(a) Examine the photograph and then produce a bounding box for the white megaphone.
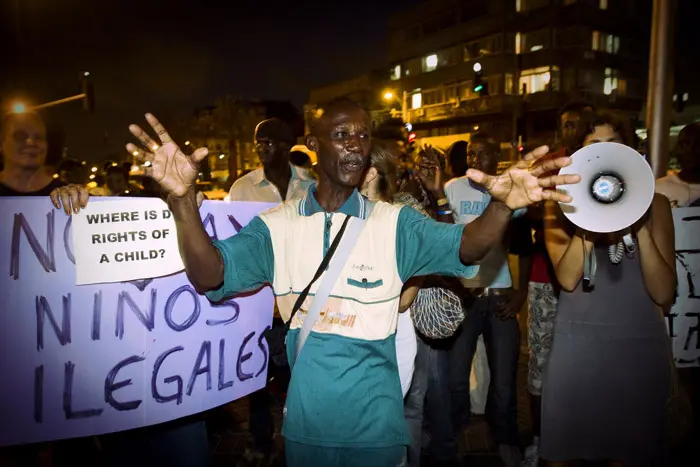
[557,142,655,233]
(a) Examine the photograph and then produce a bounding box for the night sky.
[1,0,696,164]
[1,0,419,162]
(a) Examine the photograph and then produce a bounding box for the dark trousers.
[404,334,457,466]
[249,388,275,453]
[100,415,210,467]
[449,295,520,446]
[250,317,290,454]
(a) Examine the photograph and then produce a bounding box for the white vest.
[258,199,405,342]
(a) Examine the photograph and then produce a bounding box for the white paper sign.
[71,198,184,285]
[667,207,700,367]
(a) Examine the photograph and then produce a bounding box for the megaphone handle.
[622,233,636,254]
[583,234,597,288]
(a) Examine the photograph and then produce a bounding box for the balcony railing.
[406,94,519,123]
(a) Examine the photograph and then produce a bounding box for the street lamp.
[383,91,394,101]
[11,102,27,113]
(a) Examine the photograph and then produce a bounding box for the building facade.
[383,0,651,153]
[307,0,653,157]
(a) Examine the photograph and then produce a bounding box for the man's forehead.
[323,106,369,125]
[468,140,493,151]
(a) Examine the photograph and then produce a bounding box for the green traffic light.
[474,85,483,93]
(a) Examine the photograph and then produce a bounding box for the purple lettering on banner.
[115,289,157,339]
[63,217,75,265]
[10,211,56,280]
[152,346,185,405]
[0,198,275,447]
[35,295,71,351]
[34,366,43,423]
[217,339,233,390]
[228,215,243,233]
[256,327,270,378]
[202,213,219,241]
[206,299,240,327]
[124,278,154,292]
[164,285,201,332]
[186,341,212,396]
[104,355,145,411]
[63,362,103,419]
[92,291,102,341]
[237,332,256,382]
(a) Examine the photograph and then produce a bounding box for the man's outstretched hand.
[126,114,209,198]
[466,145,580,211]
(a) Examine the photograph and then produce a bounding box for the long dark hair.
[446,141,468,178]
[579,110,638,150]
[368,141,398,202]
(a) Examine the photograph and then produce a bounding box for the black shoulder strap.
[285,214,352,330]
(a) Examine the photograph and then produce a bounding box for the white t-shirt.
[655,173,700,207]
[444,177,522,288]
[226,164,315,202]
[395,310,417,397]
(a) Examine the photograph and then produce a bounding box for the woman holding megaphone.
[539,111,677,467]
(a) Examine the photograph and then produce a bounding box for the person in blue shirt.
[444,133,531,467]
[52,98,579,467]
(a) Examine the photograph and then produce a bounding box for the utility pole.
[645,0,677,178]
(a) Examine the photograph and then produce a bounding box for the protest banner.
[71,198,184,285]
[0,198,276,446]
[666,207,700,367]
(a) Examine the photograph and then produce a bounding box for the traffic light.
[407,131,417,153]
[473,62,487,96]
[80,72,95,112]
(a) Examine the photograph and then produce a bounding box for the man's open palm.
[466,146,581,210]
[126,114,208,198]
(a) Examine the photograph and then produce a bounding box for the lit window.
[424,54,438,72]
[683,92,689,102]
[599,0,608,10]
[605,34,614,53]
[592,31,600,51]
[390,65,401,81]
[604,68,619,95]
[515,33,522,54]
[516,0,550,13]
[592,31,619,54]
[412,92,423,109]
[519,67,558,94]
[519,29,550,53]
[505,73,515,94]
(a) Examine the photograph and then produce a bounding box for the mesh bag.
[410,286,465,339]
